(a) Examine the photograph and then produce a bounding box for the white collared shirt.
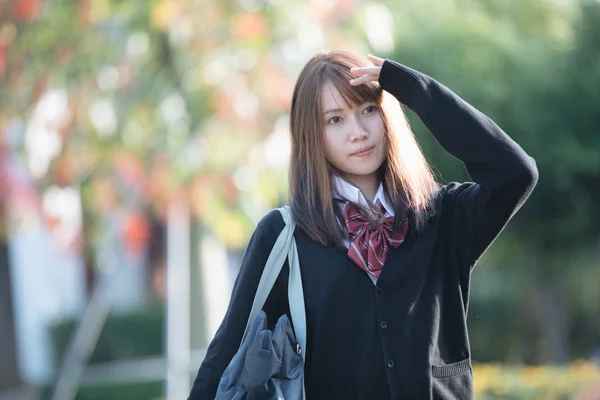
[333,176,395,285]
[333,175,395,218]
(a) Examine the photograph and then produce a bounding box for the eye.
[363,105,377,114]
[328,116,342,125]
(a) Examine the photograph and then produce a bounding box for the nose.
[349,115,369,142]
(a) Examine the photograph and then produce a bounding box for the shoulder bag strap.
[241,206,306,359]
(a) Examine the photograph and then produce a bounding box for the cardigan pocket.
[431,358,473,400]
[432,357,471,378]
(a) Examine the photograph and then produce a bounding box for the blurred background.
[0,0,599,399]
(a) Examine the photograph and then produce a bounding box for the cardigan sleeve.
[188,211,289,400]
[378,59,538,270]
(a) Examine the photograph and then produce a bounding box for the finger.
[350,66,381,76]
[349,74,377,86]
[367,54,385,65]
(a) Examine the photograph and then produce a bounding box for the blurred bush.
[50,303,164,365]
[473,361,600,399]
[73,381,163,400]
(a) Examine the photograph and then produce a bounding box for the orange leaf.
[12,0,41,21]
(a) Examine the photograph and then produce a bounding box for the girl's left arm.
[378,59,538,267]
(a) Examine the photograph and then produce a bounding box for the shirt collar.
[333,175,395,217]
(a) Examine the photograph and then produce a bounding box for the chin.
[353,160,384,174]
[344,165,382,178]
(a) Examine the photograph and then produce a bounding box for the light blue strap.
[242,206,294,343]
[283,208,307,400]
[240,206,306,399]
[280,206,306,363]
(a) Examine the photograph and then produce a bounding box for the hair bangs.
[323,63,383,110]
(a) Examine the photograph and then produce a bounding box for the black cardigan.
[188,59,538,400]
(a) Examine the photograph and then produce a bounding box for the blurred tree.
[0,0,367,295]
[1,0,598,370]
[386,0,600,364]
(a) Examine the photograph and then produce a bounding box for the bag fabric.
[215,206,306,400]
[215,311,304,400]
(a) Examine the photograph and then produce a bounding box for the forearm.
[379,59,537,190]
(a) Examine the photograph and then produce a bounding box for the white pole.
[166,198,191,400]
[50,279,111,400]
[198,233,231,341]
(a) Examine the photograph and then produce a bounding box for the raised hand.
[349,54,385,86]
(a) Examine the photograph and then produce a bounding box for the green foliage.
[388,0,600,250]
[74,381,163,400]
[75,382,164,400]
[50,303,164,365]
[378,0,600,363]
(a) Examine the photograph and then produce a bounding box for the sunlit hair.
[289,50,440,247]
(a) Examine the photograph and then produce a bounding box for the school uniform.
[334,175,396,285]
[188,59,538,399]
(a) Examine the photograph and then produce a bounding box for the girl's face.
[320,80,387,187]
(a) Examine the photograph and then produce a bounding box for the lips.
[352,146,375,157]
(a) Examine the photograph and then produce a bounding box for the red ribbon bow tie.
[344,202,408,279]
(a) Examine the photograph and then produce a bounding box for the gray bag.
[215,206,306,400]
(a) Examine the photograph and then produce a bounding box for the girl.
[188,51,538,399]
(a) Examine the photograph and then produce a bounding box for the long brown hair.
[289,50,440,248]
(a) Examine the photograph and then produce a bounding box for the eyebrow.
[323,108,344,115]
[322,102,377,115]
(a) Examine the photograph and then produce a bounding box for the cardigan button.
[380,321,388,330]
[386,360,395,368]
[376,284,382,293]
